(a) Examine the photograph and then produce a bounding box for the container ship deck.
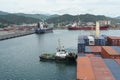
[76,21,120,80]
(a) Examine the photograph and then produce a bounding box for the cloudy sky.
[0,0,120,17]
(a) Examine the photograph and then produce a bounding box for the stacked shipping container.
[77,57,115,80]
[111,46,120,53]
[78,36,86,53]
[84,36,89,46]
[78,35,107,53]
[90,57,115,80]
[90,46,101,53]
[78,39,85,53]
[77,57,96,80]
[107,36,120,46]
[104,59,120,80]
[88,36,95,45]
[85,46,101,53]
[85,46,92,53]
[101,46,120,59]
[77,53,86,57]
[94,36,106,46]
[77,35,120,80]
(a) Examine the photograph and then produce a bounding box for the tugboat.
[39,39,77,62]
[35,22,53,33]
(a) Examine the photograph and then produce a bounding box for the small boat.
[39,39,77,62]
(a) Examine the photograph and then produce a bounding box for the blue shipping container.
[78,35,89,46]
[85,46,92,53]
[78,43,85,52]
[111,46,120,54]
[77,53,86,56]
[84,36,89,46]
[94,36,106,46]
[99,36,106,46]
[95,39,100,45]
[104,59,120,80]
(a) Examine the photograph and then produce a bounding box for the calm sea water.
[0,30,120,80]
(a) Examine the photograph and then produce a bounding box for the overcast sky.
[0,0,120,17]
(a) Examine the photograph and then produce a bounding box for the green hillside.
[0,14,41,24]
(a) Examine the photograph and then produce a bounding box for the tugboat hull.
[39,56,55,61]
[39,53,76,62]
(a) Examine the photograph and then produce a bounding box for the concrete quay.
[0,30,35,41]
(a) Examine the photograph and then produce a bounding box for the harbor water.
[0,30,120,80]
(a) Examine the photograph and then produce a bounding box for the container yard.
[77,21,120,80]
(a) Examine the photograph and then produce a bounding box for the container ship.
[68,25,109,30]
[67,20,111,30]
[35,22,53,33]
[77,21,120,80]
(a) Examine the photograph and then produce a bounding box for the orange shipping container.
[77,57,95,80]
[90,46,101,53]
[90,57,115,80]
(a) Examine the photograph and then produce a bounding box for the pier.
[0,30,35,41]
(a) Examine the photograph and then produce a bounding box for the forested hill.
[0,14,41,24]
[0,11,120,25]
[46,14,109,24]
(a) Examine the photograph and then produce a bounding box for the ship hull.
[35,27,53,34]
[40,53,76,62]
[68,25,109,30]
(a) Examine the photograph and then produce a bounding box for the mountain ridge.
[0,11,120,25]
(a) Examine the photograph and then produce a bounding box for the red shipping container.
[107,36,120,46]
[101,46,120,59]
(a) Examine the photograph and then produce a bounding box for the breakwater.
[0,30,34,41]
